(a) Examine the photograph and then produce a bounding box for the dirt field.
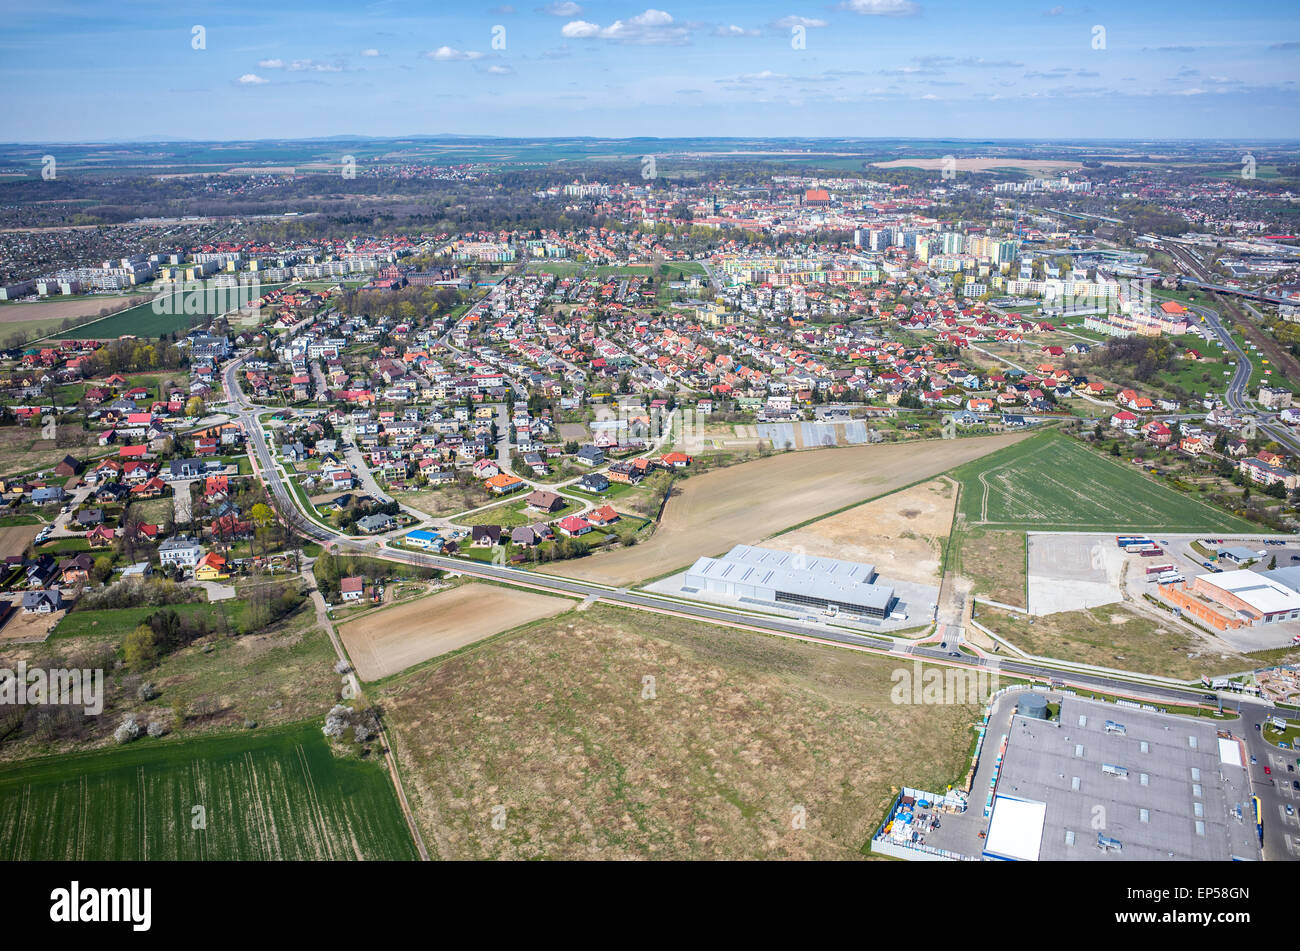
[0,605,61,643]
[871,158,1082,175]
[0,524,39,560]
[338,583,575,680]
[774,478,956,586]
[0,425,104,476]
[381,602,980,860]
[538,433,1030,587]
[0,295,148,323]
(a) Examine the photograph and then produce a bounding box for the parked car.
[1265,765,1271,774]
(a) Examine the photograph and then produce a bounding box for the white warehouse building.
[683,544,895,619]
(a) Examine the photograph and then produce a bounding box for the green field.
[51,283,286,340]
[0,721,416,860]
[950,432,1256,532]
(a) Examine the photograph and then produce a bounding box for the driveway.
[194,579,236,602]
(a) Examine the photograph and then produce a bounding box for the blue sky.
[2,0,1297,142]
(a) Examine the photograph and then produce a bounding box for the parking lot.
[1239,709,1300,861]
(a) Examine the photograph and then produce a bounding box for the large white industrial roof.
[1197,569,1300,615]
[984,795,1047,862]
[687,544,893,610]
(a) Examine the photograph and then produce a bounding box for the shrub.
[113,714,141,744]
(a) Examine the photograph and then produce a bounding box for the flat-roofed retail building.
[986,696,1259,861]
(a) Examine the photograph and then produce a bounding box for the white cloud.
[561,19,601,37]
[427,46,485,60]
[841,0,919,14]
[288,60,343,72]
[540,1,582,14]
[238,73,269,84]
[257,58,284,69]
[487,64,514,74]
[774,15,827,29]
[563,9,690,44]
[715,24,760,37]
[361,48,380,57]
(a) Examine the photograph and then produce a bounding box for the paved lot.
[1027,533,1123,615]
[195,580,236,602]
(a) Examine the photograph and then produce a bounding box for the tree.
[123,625,159,669]
[250,502,274,559]
[91,555,114,585]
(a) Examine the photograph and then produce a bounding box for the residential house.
[556,515,592,537]
[356,513,397,534]
[158,535,202,569]
[575,445,605,466]
[524,490,565,513]
[340,576,364,601]
[21,589,63,614]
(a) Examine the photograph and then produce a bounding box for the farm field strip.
[0,722,416,860]
[954,433,1254,533]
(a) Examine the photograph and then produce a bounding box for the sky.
[2,0,1298,142]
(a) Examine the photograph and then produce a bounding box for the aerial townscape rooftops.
[1,0,1298,921]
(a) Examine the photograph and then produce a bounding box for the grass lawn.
[0,515,42,526]
[52,601,245,640]
[949,431,1256,533]
[131,497,174,525]
[1261,721,1300,750]
[453,497,582,529]
[35,538,92,554]
[391,484,481,519]
[659,261,707,278]
[565,481,644,504]
[0,721,416,860]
